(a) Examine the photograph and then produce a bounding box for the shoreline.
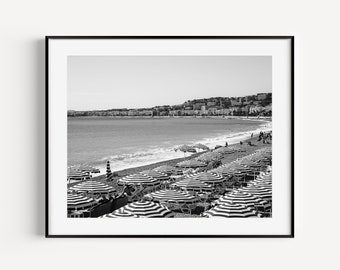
[90,132,272,187]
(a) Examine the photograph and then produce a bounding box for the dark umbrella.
[106,161,113,181]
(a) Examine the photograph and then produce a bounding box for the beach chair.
[180,204,191,215]
[68,210,85,218]
[255,204,272,218]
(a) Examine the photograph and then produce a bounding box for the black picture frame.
[46,36,294,238]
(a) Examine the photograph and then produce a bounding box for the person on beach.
[225,141,228,147]
[251,133,253,139]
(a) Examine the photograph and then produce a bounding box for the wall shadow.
[34,39,45,236]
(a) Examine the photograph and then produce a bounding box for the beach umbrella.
[176,159,206,168]
[230,146,246,152]
[248,173,272,186]
[214,191,270,210]
[193,143,210,151]
[141,170,170,181]
[175,145,196,153]
[70,180,116,194]
[118,173,160,187]
[67,193,98,210]
[106,161,113,181]
[247,182,272,190]
[238,186,272,201]
[171,178,213,192]
[240,160,262,170]
[196,152,222,162]
[77,165,100,174]
[174,145,197,157]
[257,172,272,180]
[67,169,91,182]
[202,202,258,218]
[213,147,236,154]
[153,165,177,175]
[100,208,138,218]
[118,201,174,218]
[187,172,225,185]
[211,166,234,177]
[148,189,198,204]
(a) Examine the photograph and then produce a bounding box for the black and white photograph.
[46,37,293,237]
[67,55,273,219]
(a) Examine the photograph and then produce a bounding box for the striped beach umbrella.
[238,186,272,201]
[70,180,116,194]
[100,208,138,218]
[196,152,222,162]
[171,178,213,191]
[106,161,113,181]
[148,189,198,204]
[67,193,98,210]
[175,145,197,153]
[67,169,91,181]
[247,182,272,190]
[202,202,258,218]
[176,159,206,168]
[257,172,272,180]
[215,191,270,210]
[119,201,174,218]
[153,165,177,175]
[187,172,225,185]
[141,170,170,181]
[118,173,160,187]
[211,166,234,177]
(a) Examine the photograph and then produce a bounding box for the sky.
[68,56,272,110]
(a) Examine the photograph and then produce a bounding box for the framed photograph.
[46,36,294,237]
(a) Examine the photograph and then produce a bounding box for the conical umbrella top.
[141,170,170,181]
[177,159,206,168]
[119,201,174,218]
[187,172,225,184]
[171,178,213,191]
[118,173,160,186]
[202,202,258,218]
[153,165,177,174]
[67,193,98,210]
[70,180,116,194]
[148,189,198,204]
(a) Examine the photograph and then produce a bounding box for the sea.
[68,117,271,174]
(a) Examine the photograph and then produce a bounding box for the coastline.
[90,132,271,189]
[90,118,272,175]
[68,115,272,121]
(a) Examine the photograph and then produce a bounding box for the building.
[193,103,206,110]
[201,105,206,115]
[207,101,216,107]
[257,93,269,100]
[128,110,138,116]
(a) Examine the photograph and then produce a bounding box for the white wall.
[1,0,339,269]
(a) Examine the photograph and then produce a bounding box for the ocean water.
[68,117,270,174]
